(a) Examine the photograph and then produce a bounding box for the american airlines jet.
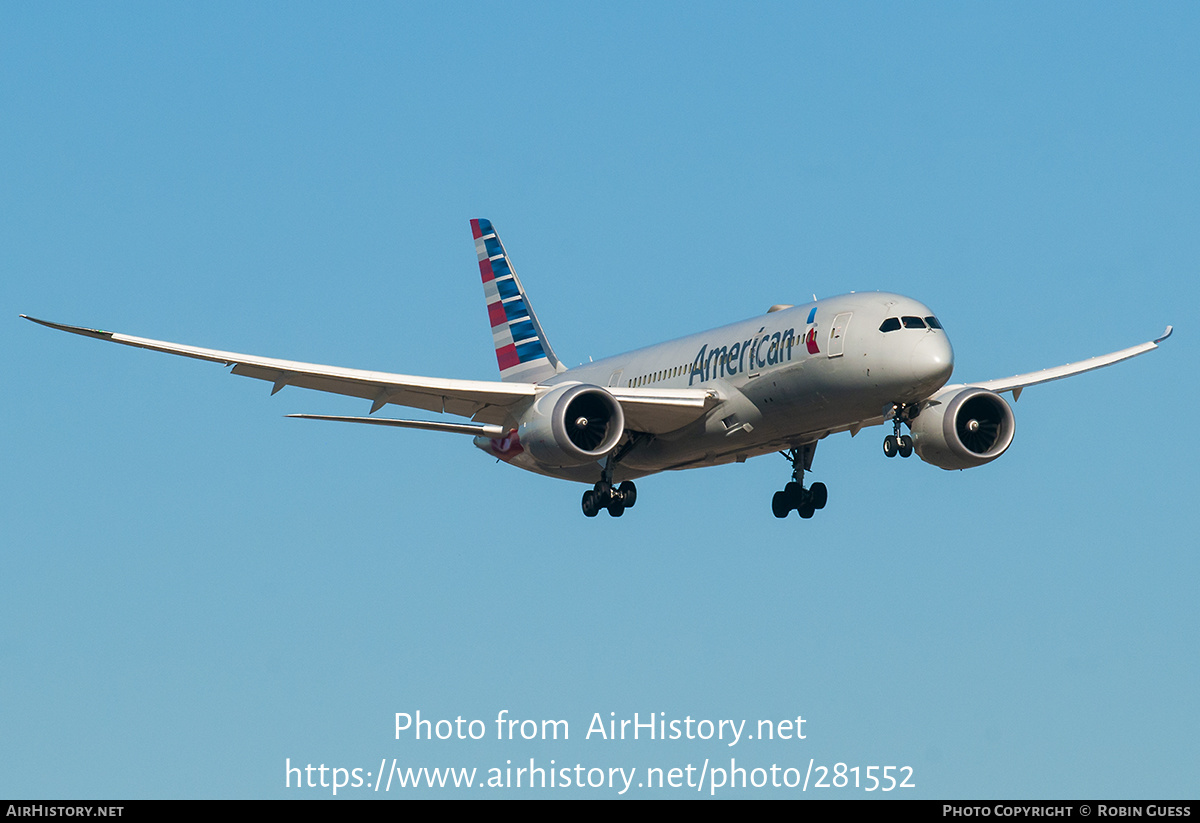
[24,219,1171,519]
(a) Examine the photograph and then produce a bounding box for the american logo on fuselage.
[688,324,811,385]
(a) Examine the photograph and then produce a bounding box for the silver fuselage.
[480,291,954,482]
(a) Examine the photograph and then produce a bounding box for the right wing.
[22,315,719,434]
[22,315,535,425]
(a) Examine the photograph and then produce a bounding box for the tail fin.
[471,218,563,383]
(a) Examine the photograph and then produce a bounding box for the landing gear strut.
[581,451,638,518]
[772,444,827,519]
[883,403,915,459]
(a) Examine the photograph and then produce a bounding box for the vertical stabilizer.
[471,218,563,383]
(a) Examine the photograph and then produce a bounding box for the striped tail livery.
[471,218,563,383]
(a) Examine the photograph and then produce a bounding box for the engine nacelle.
[516,384,625,468]
[910,387,1015,470]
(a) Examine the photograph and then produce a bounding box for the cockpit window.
[878,317,901,332]
[925,316,943,329]
[901,316,926,329]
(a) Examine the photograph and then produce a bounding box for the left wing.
[947,326,1173,401]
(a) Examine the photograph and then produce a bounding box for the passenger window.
[879,317,901,332]
[901,316,926,329]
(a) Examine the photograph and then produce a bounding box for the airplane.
[23,218,1172,519]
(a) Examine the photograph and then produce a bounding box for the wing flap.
[609,386,718,433]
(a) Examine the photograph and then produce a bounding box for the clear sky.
[2,2,1196,799]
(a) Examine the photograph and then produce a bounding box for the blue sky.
[2,2,1196,798]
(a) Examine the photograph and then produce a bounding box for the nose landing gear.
[883,403,916,459]
[882,433,913,458]
[772,444,827,519]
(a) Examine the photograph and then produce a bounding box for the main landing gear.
[581,448,638,518]
[883,403,916,459]
[581,480,637,518]
[772,444,827,519]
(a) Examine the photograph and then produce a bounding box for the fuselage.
[477,292,955,482]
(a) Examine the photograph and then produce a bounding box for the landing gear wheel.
[774,445,826,520]
[582,440,648,518]
[898,435,913,458]
[883,435,899,458]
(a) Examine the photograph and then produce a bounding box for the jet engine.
[517,384,625,468]
[909,387,1015,470]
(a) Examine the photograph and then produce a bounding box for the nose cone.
[911,332,954,393]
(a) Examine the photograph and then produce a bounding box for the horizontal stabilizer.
[286,414,507,437]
